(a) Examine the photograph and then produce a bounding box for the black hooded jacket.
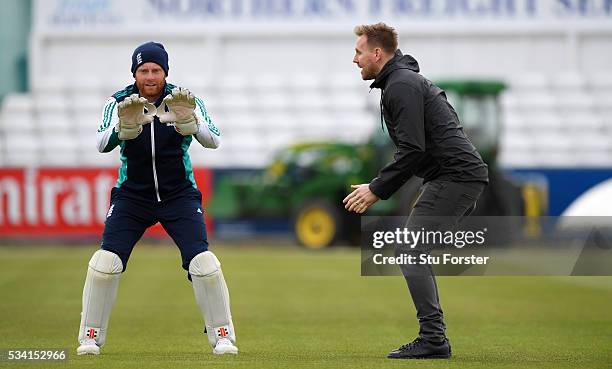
[368,50,489,200]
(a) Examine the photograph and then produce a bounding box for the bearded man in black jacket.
[344,23,489,359]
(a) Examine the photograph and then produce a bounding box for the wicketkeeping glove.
[157,87,199,136]
[117,94,157,140]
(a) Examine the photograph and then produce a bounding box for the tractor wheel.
[293,200,341,249]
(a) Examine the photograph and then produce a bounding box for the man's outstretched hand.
[343,184,379,214]
[158,87,199,136]
[117,94,156,140]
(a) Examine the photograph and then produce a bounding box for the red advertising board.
[0,168,212,239]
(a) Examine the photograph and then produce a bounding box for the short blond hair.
[354,22,398,54]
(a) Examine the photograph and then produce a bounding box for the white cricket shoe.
[77,339,100,355]
[213,338,238,355]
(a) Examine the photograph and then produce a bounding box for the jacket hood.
[370,49,420,89]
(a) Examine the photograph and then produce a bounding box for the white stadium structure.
[1,0,611,170]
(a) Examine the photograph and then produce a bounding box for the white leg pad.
[77,250,123,347]
[189,251,236,347]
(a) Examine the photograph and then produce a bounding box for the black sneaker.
[387,337,452,359]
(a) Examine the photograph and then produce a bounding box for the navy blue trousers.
[101,187,209,272]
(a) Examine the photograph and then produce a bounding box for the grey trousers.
[398,179,486,342]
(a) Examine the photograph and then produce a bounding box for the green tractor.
[209,80,536,248]
[209,142,386,248]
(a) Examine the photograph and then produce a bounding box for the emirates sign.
[0,168,212,238]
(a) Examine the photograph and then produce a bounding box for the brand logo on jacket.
[107,204,115,218]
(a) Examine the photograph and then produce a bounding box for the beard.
[360,65,377,80]
[138,82,164,100]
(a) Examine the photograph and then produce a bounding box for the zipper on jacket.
[150,121,161,202]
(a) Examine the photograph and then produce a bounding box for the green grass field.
[1,244,611,369]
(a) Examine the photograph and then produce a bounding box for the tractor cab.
[436,80,506,165]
